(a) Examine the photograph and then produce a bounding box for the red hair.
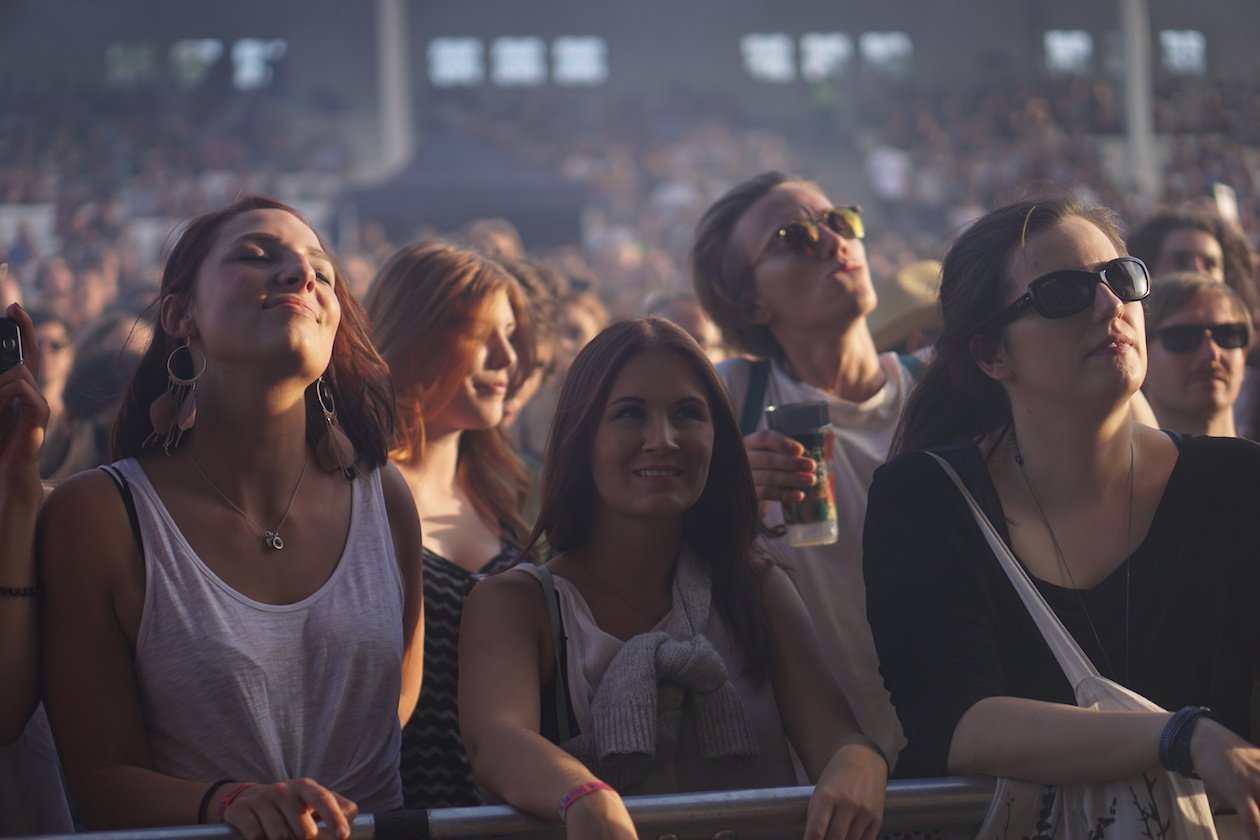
[365,241,531,545]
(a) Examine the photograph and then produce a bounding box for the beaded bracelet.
[0,585,40,597]
[558,780,615,821]
[197,779,232,824]
[217,782,254,823]
[1158,706,1215,779]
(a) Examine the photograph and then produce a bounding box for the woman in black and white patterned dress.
[365,241,532,808]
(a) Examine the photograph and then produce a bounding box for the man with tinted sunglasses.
[1143,274,1252,438]
[690,171,923,763]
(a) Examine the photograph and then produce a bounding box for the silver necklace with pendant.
[187,449,309,551]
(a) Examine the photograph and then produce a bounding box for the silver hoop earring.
[314,375,356,478]
[146,341,206,453]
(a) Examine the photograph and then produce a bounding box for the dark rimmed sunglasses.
[1155,322,1251,353]
[769,206,865,257]
[980,256,1150,332]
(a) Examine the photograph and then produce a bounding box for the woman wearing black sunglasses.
[1143,274,1252,438]
[862,197,1260,827]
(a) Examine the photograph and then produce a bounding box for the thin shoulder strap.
[739,359,771,436]
[925,452,1100,688]
[98,464,144,556]
[535,566,573,743]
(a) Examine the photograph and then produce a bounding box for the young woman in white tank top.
[39,197,424,837]
[460,318,888,840]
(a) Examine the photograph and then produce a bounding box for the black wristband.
[1159,706,1215,780]
[0,585,40,597]
[197,779,233,825]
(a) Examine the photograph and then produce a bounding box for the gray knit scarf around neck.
[559,547,760,791]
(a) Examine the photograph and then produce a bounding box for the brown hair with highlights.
[113,195,394,468]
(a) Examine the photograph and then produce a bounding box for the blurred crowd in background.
[2,72,1258,479]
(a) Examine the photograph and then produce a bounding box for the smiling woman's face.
[426,289,518,437]
[589,349,714,524]
[175,208,341,378]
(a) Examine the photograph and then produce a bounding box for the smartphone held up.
[0,317,23,373]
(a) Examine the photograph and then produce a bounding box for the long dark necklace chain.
[1012,429,1133,684]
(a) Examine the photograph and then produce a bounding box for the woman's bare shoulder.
[40,467,141,575]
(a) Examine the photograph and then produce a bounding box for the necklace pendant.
[264,531,284,550]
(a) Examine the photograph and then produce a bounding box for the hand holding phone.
[0,316,24,373]
[0,304,48,480]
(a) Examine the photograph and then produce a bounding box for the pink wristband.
[217,783,254,823]
[558,780,615,821]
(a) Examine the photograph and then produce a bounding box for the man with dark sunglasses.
[690,171,922,764]
[1143,274,1252,437]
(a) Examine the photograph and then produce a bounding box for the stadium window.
[859,32,913,78]
[1100,30,1127,78]
[1161,30,1206,76]
[553,37,607,85]
[170,39,224,89]
[428,38,484,87]
[232,39,287,90]
[800,33,852,80]
[1044,30,1093,76]
[741,33,795,82]
[491,37,547,86]
[105,42,157,88]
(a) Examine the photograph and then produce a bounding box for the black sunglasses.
[1154,322,1251,353]
[767,206,864,258]
[981,257,1150,332]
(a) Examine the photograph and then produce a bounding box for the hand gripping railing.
[13,778,997,840]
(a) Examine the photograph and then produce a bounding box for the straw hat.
[868,259,942,352]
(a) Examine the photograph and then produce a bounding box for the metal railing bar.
[3,777,1009,840]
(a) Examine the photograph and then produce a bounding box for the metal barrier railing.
[16,778,996,840]
[14,778,1246,840]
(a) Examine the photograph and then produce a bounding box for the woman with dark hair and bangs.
[39,196,425,836]
[460,317,887,840]
[363,241,532,809]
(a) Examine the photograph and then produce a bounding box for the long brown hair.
[523,317,771,679]
[113,195,394,467]
[364,241,531,546]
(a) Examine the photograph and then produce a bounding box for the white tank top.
[513,563,800,794]
[113,458,405,810]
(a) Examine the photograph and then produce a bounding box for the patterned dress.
[400,545,516,808]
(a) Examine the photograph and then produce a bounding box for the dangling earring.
[315,375,357,479]
[147,341,206,454]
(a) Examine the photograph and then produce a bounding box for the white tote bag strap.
[927,452,1101,688]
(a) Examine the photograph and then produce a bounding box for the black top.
[863,434,1260,778]
[400,546,515,808]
